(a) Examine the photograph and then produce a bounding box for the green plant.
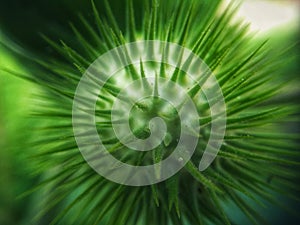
[2,0,300,224]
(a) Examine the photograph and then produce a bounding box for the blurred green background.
[0,41,36,225]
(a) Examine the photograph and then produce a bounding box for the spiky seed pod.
[3,0,300,224]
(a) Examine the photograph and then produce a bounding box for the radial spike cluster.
[1,0,299,224]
